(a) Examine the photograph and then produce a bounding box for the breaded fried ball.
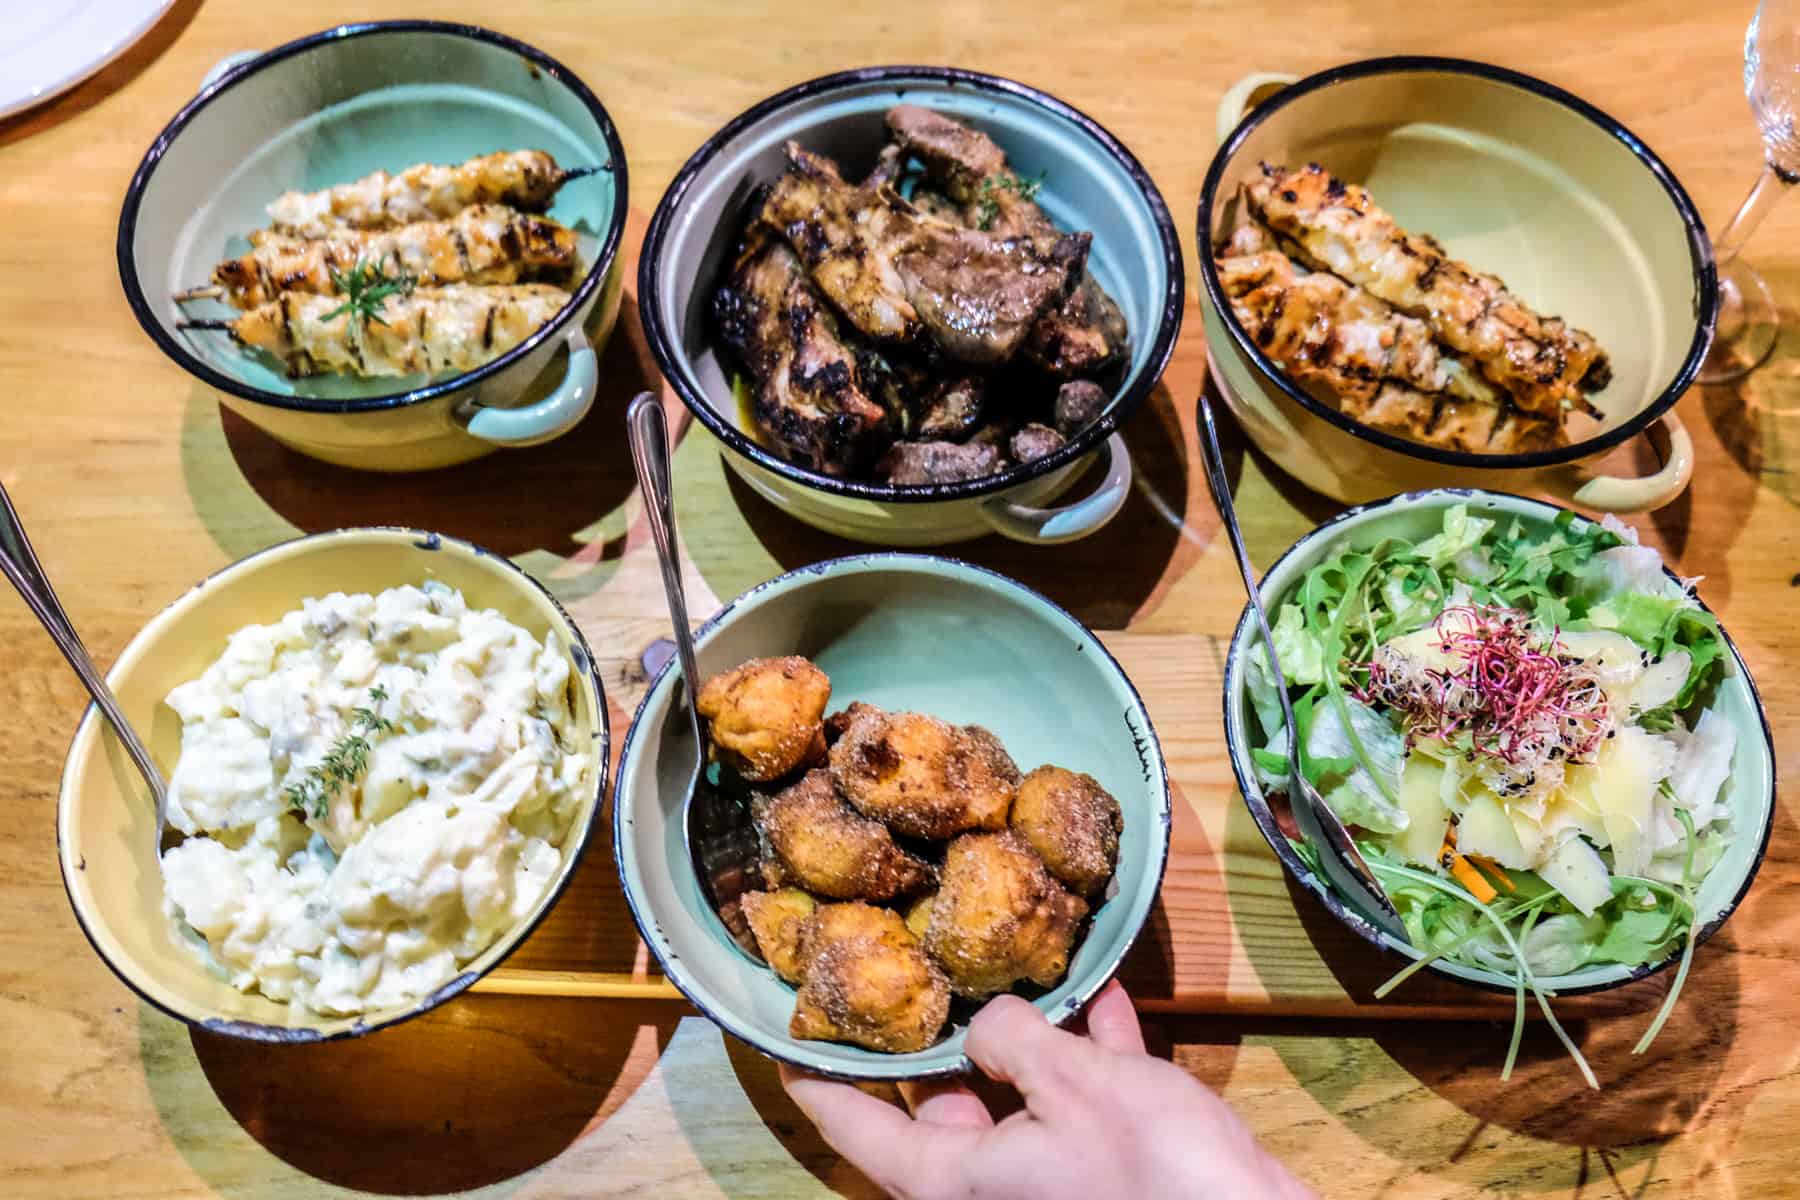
[790,902,950,1053]
[752,769,936,901]
[924,831,1089,998]
[696,656,830,782]
[740,888,817,984]
[1010,766,1123,898]
[828,705,1020,839]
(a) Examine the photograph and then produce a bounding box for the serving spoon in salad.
[0,480,171,851]
[1195,394,1409,943]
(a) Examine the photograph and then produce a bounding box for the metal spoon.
[626,393,762,956]
[1194,393,1408,943]
[0,480,170,849]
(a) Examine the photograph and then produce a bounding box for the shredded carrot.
[1440,829,1498,904]
[1468,855,1517,894]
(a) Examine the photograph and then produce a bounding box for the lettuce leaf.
[1412,504,1495,567]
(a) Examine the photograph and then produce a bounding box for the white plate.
[0,0,174,120]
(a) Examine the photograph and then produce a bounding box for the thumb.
[963,994,1090,1109]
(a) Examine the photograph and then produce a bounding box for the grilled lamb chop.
[760,142,1087,364]
[884,105,1128,376]
[713,231,895,476]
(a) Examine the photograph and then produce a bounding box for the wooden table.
[5,1,1799,1195]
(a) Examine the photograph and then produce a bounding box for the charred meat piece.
[761,142,1086,364]
[912,377,986,441]
[1243,163,1610,414]
[714,232,894,475]
[877,439,1004,486]
[885,105,1129,375]
[1009,423,1067,464]
[1054,379,1108,436]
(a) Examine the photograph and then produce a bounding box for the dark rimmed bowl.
[57,528,609,1040]
[613,554,1172,1079]
[1199,57,1717,513]
[1221,487,1775,995]
[639,65,1183,545]
[118,21,629,472]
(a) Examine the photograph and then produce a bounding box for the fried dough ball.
[903,891,936,940]
[924,831,1089,998]
[790,902,950,1053]
[828,705,1020,839]
[752,769,936,901]
[740,888,817,984]
[1010,766,1124,898]
[696,656,831,782]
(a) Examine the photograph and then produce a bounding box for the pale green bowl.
[1222,489,1776,995]
[613,555,1171,1080]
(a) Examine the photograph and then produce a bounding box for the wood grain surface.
[3,1,1799,1196]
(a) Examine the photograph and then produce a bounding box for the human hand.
[780,980,1315,1200]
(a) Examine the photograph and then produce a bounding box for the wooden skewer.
[175,319,232,332]
[175,285,226,302]
[560,164,610,182]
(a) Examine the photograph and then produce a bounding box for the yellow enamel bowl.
[56,528,608,1041]
[1199,58,1717,513]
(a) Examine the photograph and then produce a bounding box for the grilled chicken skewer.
[1242,164,1611,417]
[179,284,571,378]
[177,206,579,309]
[266,150,603,239]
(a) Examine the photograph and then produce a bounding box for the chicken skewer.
[178,284,572,378]
[266,150,606,240]
[1242,164,1611,417]
[175,205,580,309]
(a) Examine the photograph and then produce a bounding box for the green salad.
[1246,505,1737,1087]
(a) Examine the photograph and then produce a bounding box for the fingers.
[780,1064,980,1199]
[1081,979,1145,1055]
[964,993,1087,1101]
[900,1078,994,1130]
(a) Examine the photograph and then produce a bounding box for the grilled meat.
[1243,163,1611,415]
[912,377,987,441]
[760,142,1087,364]
[200,206,577,309]
[1053,379,1108,436]
[266,150,578,239]
[1342,383,1564,455]
[199,284,571,378]
[714,231,894,475]
[885,105,1129,376]
[1009,423,1067,463]
[877,439,1004,486]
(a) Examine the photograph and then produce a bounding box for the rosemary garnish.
[975,171,1046,230]
[283,686,394,819]
[323,260,416,329]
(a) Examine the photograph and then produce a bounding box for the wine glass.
[1701,0,1800,383]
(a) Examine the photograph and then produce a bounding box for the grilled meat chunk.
[885,105,1128,375]
[265,150,575,239]
[1243,163,1610,415]
[912,377,987,441]
[877,439,1005,486]
[761,142,1086,364]
[1054,379,1108,436]
[1009,423,1067,463]
[714,231,894,475]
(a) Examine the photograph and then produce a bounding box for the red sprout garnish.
[1354,606,1612,782]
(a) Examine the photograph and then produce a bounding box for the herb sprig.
[975,171,1046,230]
[283,687,394,820]
[323,260,416,329]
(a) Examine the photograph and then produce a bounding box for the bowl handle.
[1560,409,1695,513]
[1216,71,1300,146]
[462,328,598,448]
[199,51,262,92]
[977,433,1133,544]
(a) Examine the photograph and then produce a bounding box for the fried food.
[1243,162,1611,416]
[924,831,1089,998]
[828,705,1020,839]
[740,888,817,984]
[752,769,935,901]
[1010,767,1123,899]
[696,656,831,782]
[903,891,936,940]
[790,902,951,1053]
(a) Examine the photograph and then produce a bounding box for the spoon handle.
[626,394,704,736]
[0,481,166,804]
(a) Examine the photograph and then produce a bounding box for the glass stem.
[1715,159,1795,268]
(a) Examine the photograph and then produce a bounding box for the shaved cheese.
[1397,755,1451,867]
[1582,726,1677,876]
[1457,790,1540,869]
[1540,837,1612,916]
[1669,707,1736,828]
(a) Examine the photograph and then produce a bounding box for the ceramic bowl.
[639,66,1184,546]
[1199,57,1717,513]
[614,555,1171,1079]
[118,21,629,472]
[1222,488,1775,994]
[57,528,609,1040]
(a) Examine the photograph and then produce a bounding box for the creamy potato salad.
[160,582,592,1015]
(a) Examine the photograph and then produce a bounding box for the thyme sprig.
[975,171,1046,230]
[284,686,394,819]
[323,260,416,329]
